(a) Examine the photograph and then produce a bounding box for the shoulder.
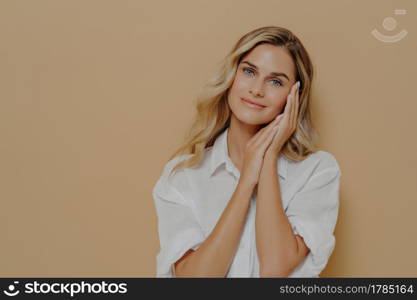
[300,150,340,172]
[156,154,195,188]
[286,150,341,184]
[153,154,194,200]
[162,154,195,175]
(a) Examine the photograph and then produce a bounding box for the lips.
[240,98,266,108]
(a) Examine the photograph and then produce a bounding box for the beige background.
[1,0,416,277]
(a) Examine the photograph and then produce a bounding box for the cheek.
[270,93,289,113]
[231,74,250,92]
[273,91,289,105]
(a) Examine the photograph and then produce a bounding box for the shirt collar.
[208,127,287,180]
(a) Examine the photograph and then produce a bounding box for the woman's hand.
[265,81,300,158]
[240,117,282,188]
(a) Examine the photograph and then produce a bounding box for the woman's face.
[227,43,297,126]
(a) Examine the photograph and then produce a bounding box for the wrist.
[238,175,257,190]
[264,150,279,162]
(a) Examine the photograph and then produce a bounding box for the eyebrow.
[241,60,290,81]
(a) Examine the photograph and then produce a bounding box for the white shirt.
[153,127,341,277]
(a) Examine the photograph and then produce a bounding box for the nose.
[249,79,264,97]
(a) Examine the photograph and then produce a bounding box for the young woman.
[153,26,341,278]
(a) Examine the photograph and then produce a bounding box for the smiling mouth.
[240,98,266,109]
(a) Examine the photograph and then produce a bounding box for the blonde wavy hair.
[169,26,318,176]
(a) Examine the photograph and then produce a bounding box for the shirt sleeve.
[285,164,341,277]
[152,159,206,277]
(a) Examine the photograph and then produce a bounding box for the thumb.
[274,114,284,124]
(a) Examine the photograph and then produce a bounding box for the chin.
[234,112,267,126]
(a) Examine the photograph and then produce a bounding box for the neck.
[227,114,262,169]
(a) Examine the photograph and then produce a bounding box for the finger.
[258,122,280,154]
[275,114,284,126]
[290,87,297,127]
[249,117,281,146]
[289,82,299,128]
[289,81,298,97]
[289,94,295,127]
[282,94,292,127]
[294,86,300,129]
[254,118,281,147]
[270,116,282,127]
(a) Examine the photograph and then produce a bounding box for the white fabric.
[153,127,341,277]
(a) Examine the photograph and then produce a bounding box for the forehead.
[240,44,296,80]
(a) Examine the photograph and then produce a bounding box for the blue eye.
[271,79,282,86]
[242,67,282,87]
[243,67,255,76]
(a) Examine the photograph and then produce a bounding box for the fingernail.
[296,81,300,89]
